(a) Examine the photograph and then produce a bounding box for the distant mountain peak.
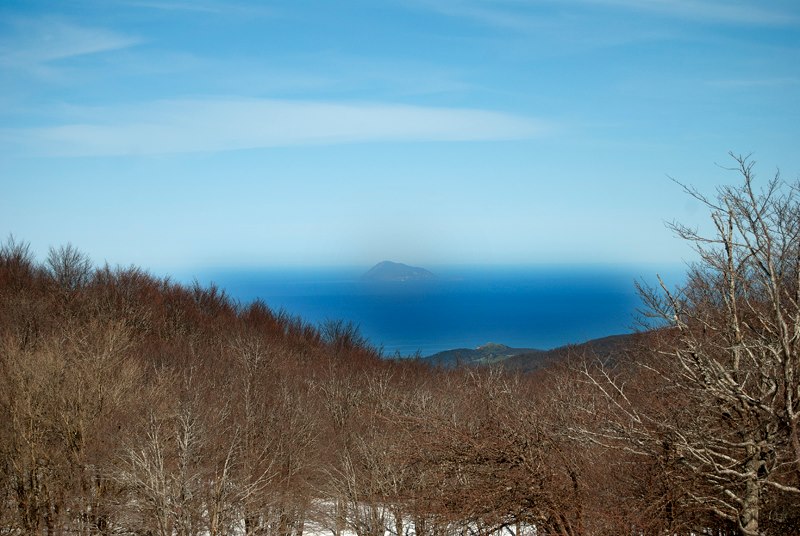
[361,261,436,282]
[477,342,509,351]
[423,342,542,368]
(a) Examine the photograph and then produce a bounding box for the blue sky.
[1,0,799,273]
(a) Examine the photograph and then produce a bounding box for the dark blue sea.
[186,265,684,356]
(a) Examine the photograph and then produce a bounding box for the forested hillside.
[2,159,800,536]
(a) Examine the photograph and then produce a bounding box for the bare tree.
[0,235,36,285]
[46,243,93,291]
[582,155,800,535]
[114,371,217,536]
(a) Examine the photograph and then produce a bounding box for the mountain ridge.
[422,333,637,371]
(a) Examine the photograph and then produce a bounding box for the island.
[361,260,436,282]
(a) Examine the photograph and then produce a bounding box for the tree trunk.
[393,509,404,536]
[740,451,761,536]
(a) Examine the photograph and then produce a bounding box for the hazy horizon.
[182,263,670,355]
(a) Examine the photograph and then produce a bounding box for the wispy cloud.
[1,98,550,156]
[705,77,800,88]
[0,18,140,68]
[397,0,685,52]
[121,1,224,13]
[403,0,552,31]
[120,0,276,17]
[407,0,799,27]
[581,0,799,25]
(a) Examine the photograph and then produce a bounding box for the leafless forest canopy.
[2,157,800,535]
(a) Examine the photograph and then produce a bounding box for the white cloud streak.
[408,0,799,28]
[121,1,224,13]
[3,98,549,156]
[120,0,275,17]
[705,77,800,88]
[0,19,140,68]
[582,0,799,25]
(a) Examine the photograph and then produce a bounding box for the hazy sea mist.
[187,265,684,356]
